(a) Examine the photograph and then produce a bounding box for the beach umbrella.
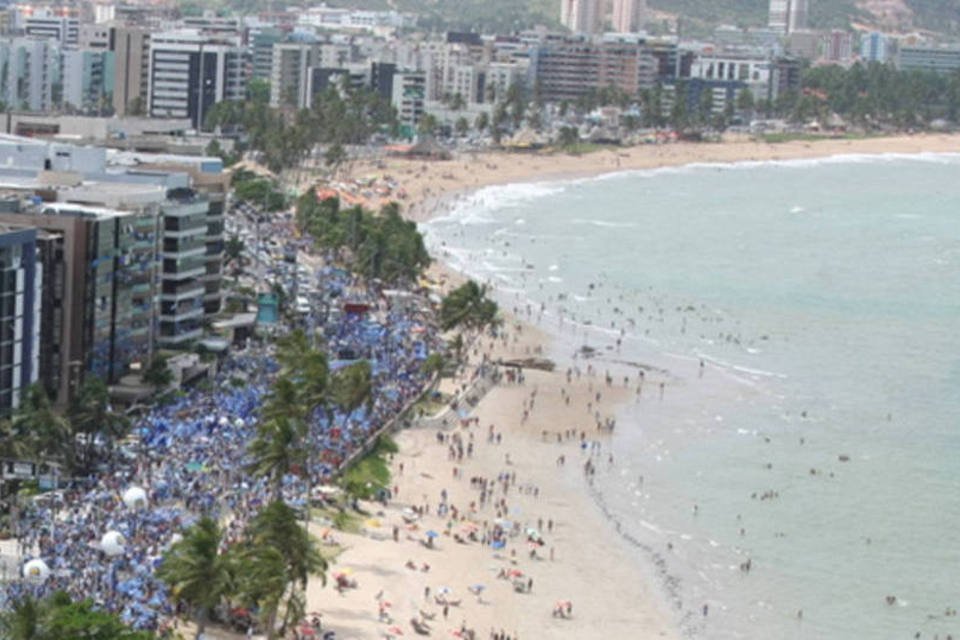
[425,530,439,538]
[490,540,505,550]
[22,559,50,582]
[122,486,148,510]
[100,530,126,556]
[437,586,451,595]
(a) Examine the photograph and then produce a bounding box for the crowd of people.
[1,266,440,633]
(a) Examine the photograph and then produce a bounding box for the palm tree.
[275,329,311,375]
[247,417,307,500]
[232,543,288,640]
[67,376,129,472]
[330,360,372,414]
[262,375,306,423]
[0,595,44,640]
[11,384,72,470]
[248,501,326,591]
[157,517,233,640]
[439,280,499,332]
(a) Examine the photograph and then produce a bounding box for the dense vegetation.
[0,592,153,640]
[204,79,397,174]
[0,378,129,479]
[181,0,960,35]
[905,0,960,34]
[791,63,960,126]
[232,169,288,211]
[439,280,499,332]
[296,194,431,284]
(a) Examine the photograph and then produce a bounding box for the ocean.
[421,153,960,640]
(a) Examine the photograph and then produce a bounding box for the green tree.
[556,125,579,149]
[454,116,470,137]
[324,142,347,176]
[157,517,234,640]
[67,376,129,473]
[248,501,326,590]
[247,416,307,500]
[0,594,44,640]
[10,384,71,469]
[736,87,755,113]
[439,280,499,332]
[0,592,152,640]
[225,233,245,269]
[420,352,446,378]
[330,360,372,413]
[474,111,489,132]
[141,355,173,392]
[232,544,288,640]
[418,113,438,136]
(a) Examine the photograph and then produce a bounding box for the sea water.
[422,153,960,640]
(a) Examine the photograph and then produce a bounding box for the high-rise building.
[250,26,284,81]
[0,37,60,112]
[897,46,960,74]
[112,26,150,116]
[147,30,248,128]
[24,11,79,47]
[0,198,160,395]
[392,71,426,139]
[529,37,663,103]
[769,0,808,34]
[612,0,647,34]
[0,224,41,414]
[269,42,320,108]
[78,23,112,50]
[822,29,853,62]
[561,0,601,35]
[62,49,115,114]
[861,32,892,63]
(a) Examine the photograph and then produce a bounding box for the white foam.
[571,218,640,229]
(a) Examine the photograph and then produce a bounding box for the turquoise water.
[422,154,960,640]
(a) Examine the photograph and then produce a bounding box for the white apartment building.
[768,0,809,34]
[23,11,78,47]
[0,37,58,112]
[689,53,773,98]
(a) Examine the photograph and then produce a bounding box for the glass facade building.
[0,225,40,414]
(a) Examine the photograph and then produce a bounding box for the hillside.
[183,0,960,36]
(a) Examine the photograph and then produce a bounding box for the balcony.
[161,282,205,301]
[161,246,206,260]
[157,327,203,347]
[159,305,204,323]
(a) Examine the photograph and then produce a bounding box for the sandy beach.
[336,133,960,222]
[310,319,681,640]
[307,132,960,640]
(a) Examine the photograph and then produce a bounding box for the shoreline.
[311,133,960,640]
[336,132,960,223]
[311,318,685,640]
